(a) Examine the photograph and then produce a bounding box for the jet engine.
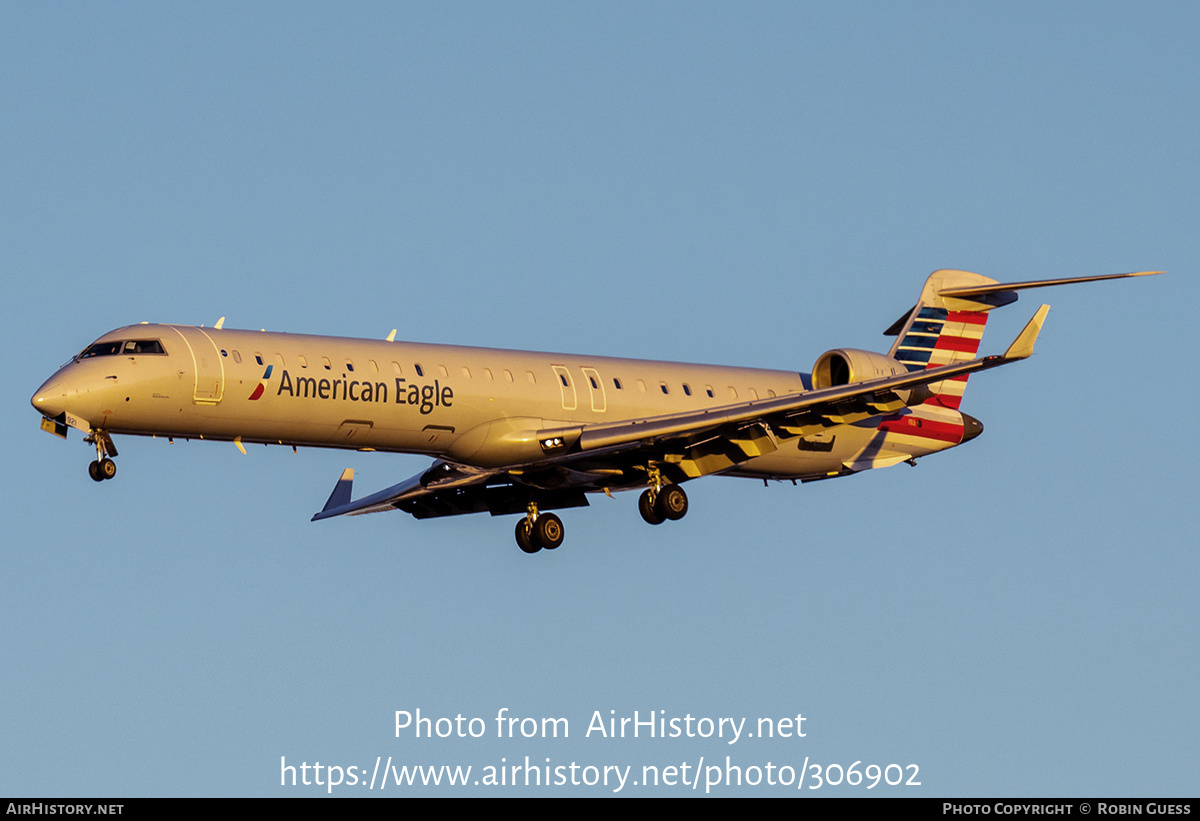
[813,349,909,388]
[813,348,927,406]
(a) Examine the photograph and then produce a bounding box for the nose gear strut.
[84,430,118,482]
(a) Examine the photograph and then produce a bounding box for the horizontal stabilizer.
[939,270,1161,299]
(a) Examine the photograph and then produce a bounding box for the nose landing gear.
[84,430,118,482]
[88,458,116,482]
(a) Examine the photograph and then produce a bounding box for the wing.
[310,462,540,520]
[312,306,1050,521]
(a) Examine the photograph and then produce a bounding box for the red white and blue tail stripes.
[892,306,988,410]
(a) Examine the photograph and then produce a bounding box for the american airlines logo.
[248,365,274,400]
[260,369,453,415]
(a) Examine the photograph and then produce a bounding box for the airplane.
[31,268,1158,553]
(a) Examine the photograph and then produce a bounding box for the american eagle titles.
[275,371,452,414]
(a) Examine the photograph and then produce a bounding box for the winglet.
[1003,305,1050,360]
[313,468,355,521]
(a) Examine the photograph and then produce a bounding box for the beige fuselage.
[32,323,963,486]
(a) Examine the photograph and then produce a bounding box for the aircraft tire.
[88,461,104,482]
[638,490,666,525]
[515,519,540,554]
[533,513,564,550]
[657,484,688,521]
[99,458,117,480]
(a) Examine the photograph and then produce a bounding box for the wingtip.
[1003,304,1051,360]
[312,468,355,521]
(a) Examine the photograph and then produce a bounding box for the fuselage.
[31,323,970,486]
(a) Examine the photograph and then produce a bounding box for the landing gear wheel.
[639,489,666,525]
[533,513,564,550]
[515,519,540,554]
[656,484,688,521]
[86,430,118,482]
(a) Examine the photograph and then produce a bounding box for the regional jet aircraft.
[31,269,1157,553]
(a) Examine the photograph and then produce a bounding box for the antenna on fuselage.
[386,329,397,342]
[214,317,225,330]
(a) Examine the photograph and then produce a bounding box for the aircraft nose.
[960,412,984,443]
[31,379,68,417]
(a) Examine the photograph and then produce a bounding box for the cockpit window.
[78,339,165,359]
[79,341,123,359]
[123,340,165,355]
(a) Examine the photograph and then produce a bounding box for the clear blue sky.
[3,2,1196,796]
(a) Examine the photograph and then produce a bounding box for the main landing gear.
[515,502,564,554]
[84,430,118,482]
[511,475,690,554]
[637,465,689,526]
[638,483,688,525]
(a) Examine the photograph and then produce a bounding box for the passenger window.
[462,367,471,379]
[589,376,599,389]
[369,360,379,373]
[728,387,737,399]
[345,361,355,372]
[705,386,714,398]
[683,384,691,396]
[232,350,242,364]
[255,354,264,366]
[483,368,493,381]
[299,356,308,368]
[613,378,623,390]
[275,354,285,367]
[503,369,513,383]
[415,364,424,377]
[438,365,448,378]
[660,383,669,395]
[392,362,402,376]
[526,371,536,384]
[322,357,332,370]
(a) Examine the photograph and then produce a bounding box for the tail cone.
[961,413,984,443]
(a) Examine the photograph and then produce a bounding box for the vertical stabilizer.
[886,270,1012,409]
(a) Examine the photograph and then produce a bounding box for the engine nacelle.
[813,348,908,388]
[813,348,927,406]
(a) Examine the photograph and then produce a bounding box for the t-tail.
[886,269,1002,410]
[885,268,1161,411]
